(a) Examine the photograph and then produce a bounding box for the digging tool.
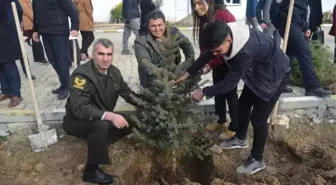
[270,0,295,127]
[11,2,57,152]
[73,39,78,69]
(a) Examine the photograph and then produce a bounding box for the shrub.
[290,41,336,87]
[111,2,122,20]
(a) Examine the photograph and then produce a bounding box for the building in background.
[94,0,246,23]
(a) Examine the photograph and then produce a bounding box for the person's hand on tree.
[32,32,40,42]
[103,112,129,129]
[191,89,205,101]
[174,72,190,85]
[202,64,212,74]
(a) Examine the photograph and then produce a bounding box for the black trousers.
[212,63,239,132]
[80,31,95,55]
[62,117,132,165]
[235,84,283,161]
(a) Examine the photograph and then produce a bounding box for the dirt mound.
[0,121,335,185]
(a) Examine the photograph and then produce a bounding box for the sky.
[322,0,335,12]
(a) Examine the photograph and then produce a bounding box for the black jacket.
[122,0,140,19]
[187,23,290,102]
[276,0,310,32]
[308,0,323,32]
[0,0,22,63]
[32,0,79,35]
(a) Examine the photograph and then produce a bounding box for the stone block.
[323,96,336,108]
[279,96,322,110]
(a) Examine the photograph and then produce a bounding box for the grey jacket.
[134,26,195,88]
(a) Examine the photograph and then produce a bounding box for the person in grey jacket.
[256,0,281,46]
[134,10,195,88]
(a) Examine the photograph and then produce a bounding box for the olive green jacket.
[63,60,136,124]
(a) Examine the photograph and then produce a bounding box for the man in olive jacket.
[134,10,195,88]
[62,38,142,184]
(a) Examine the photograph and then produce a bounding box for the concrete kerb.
[1,95,335,124]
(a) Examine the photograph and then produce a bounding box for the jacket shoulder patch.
[73,76,86,90]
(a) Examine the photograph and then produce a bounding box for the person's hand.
[305,29,311,38]
[260,23,268,29]
[174,72,190,85]
[104,112,129,129]
[32,32,40,42]
[71,30,79,37]
[25,37,32,46]
[191,89,205,101]
[202,64,212,74]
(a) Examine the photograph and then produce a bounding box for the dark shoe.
[281,86,293,93]
[82,168,114,184]
[52,87,62,94]
[305,88,332,97]
[8,96,22,108]
[121,49,132,55]
[0,94,9,101]
[57,90,69,100]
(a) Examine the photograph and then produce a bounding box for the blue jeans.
[0,61,21,97]
[42,34,70,91]
[278,23,320,91]
[122,18,140,50]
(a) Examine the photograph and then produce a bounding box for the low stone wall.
[1,95,335,136]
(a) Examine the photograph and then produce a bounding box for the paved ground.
[0,29,334,113]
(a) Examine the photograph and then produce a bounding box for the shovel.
[11,2,58,152]
[270,0,295,128]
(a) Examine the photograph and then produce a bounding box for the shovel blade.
[28,129,58,152]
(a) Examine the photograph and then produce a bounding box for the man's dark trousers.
[42,34,70,91]
[63,118,132,164]
[235,75,287,161]
[0,61,21,97]
[277,23,320,91]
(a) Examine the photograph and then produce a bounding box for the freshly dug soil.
[0,120,335,185]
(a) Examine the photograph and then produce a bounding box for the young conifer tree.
[129,25,214,173]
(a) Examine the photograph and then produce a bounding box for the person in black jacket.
[121,0,140,55]
[175,21,290,175]
[272,0,331,97]
[0,0,23,108]
[308,0,323,42]
[139,0,156,36]
[32,0,79,100]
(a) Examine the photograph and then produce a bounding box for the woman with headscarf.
[190,0,238,141]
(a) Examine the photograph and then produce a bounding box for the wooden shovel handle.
[271,0,295,122]
[11,2,43,126]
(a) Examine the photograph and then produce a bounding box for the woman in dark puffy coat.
[329,4,336,63]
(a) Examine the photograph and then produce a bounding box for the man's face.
[193,0,208,16]
[92,43,114,71]
[148,18,166,38]
[211,35,232,56]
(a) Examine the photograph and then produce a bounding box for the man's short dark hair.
[147,10,166,23]
[200,20,231,49]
